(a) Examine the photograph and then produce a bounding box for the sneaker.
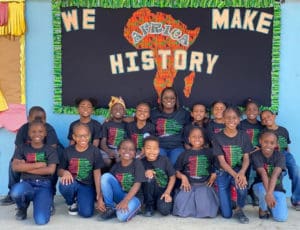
[68,203,78,215]
[99,207,116,220]
[143,206,154,217]
[294,203,300,211]
[15,208,27,220]
[0,194,15,206]
[234,209,249,224]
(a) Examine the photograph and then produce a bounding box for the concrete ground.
[0,196,298,230]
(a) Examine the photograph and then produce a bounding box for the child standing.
[173,127,219,218]
[68,98,102,147]
[183,103,208,150]
[213,106,253,224]
[1,106,61,211]
[260,109,300,210]
[126,102,155,159]
[206,101,227,143]
[252,130,288,221]
[10,119,59,225]
[58,123,105,218]
[150,87,190,165]
[239,99,263,205]
[99,139,146,222]
[141,136,175,217]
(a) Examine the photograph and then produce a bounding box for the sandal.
[259,208,270,219]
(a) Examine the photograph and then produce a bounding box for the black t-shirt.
[59,145,104,185]
[15,122,59,147]
[101,121,127,149]
[206,120,225,143]
[110,159,146,201]
[239,119,263,147]
[262,126,291,152]
[141,155,175,188]
[126,121,155,150]
[252,150,286,192]
[212,130,253,169]
[175,148,214,184]
[13,143,59,180]
[68,119,102,143]
[150,107,190,149]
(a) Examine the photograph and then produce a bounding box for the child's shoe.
[68,202,78,215]
[15,208,27,220]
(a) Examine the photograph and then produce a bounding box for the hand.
[207,173,217,187]
[116,199,129,213]
[180,175,191,192]
[235,172,247,189]
[60,171,74,185]
[96,196,106,212]
[145,169,155,179]
[265,193,276,208]
[108,150,116,159]
[160,193,172,203]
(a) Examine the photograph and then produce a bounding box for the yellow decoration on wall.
[0,1,25,36]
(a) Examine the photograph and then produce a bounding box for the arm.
[94,169,106,212]
[207,172,217,187]
[176,170,191,192]
[26,163,56,175]
[12,158,47,173]
[116,182,141,212]
[92,139,100,148]
[236,153,250,189]
[160,175,176,202]
[100,137,116,158]
[265,167,282,208]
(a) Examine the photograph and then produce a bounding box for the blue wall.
[0,1,299,195]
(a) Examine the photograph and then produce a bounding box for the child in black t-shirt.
[58,123,105,218]
[141,136,175,217]
[213,106,253,224]
[99,139,146,222]
[10,119,59,225]
[252,130,288,221]
[67,98,102,147]
[261,109,300,210]
[173,127,219,218]
[126,102,155,159]
[100,96,127,168]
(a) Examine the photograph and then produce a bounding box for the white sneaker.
[68,203,78,215]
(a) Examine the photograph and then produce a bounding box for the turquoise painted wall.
[0,1,299,195]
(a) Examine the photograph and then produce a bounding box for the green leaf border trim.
[52,0,281,117]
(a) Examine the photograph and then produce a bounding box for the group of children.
[1,86,300,225]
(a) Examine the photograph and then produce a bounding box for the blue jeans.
[101,173,141,222]
[216,170,248,218]
[59,180,95,218]
[253,183,288,222]
[10,179,53,225]
[282,151,300,205]
[160,147,184,165]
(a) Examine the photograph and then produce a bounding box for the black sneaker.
[0,194,15,206]
[15,208,27,220]
[143,206,154,217]
[234,209,249,224]
[99,207,116,220]
[68,203,78,215]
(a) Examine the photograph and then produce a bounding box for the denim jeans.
[101,173,141,222]
[59,180,95,218]
[253,182,288,222]
[10,179,53,225]
[282,151,300,205]
[216,169,248,218]
[142,178,172,215]
[160,147,184,165]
